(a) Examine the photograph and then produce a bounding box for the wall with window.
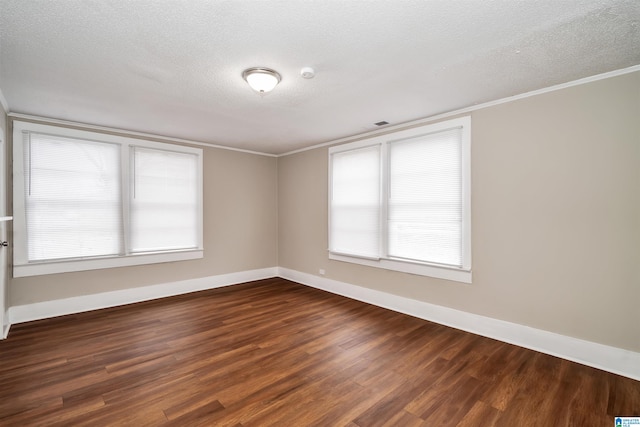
[327,117,472,283]
[10,119,278,306]
[278,71,640,352]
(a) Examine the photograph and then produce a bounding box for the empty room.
[0,0,639,425]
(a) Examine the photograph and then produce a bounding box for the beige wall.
[278,71,640,352]
[9,130,279,306]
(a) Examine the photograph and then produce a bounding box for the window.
[130,147,200,253]
[12,121,203,277]
[329,117,471,283]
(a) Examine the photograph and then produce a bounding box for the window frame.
[328,116,472,283]
[12,121,204,278]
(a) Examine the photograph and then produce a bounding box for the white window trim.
[12,121,204,278]
[328,116,472,284]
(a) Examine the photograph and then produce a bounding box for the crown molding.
[278,64,640,157]
[7,112,278,157]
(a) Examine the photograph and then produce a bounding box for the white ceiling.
[1,0,639,155]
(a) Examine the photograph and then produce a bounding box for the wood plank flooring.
[0,277,638,426]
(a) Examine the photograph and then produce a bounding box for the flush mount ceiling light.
[242,67,281,95]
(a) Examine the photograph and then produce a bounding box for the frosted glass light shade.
[242,67,281,94]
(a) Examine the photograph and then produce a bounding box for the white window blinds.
[13,120,204,277]
[130,147,199,252]
[388,128,463,267]
[25,133,122,261]
[329,145,381,258]
[328,116,471,282]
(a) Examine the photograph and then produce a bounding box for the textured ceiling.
[1,0,639,154]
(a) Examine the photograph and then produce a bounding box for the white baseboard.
[9,267,278,325]
[278,267,640,381]
[7,265,639,381]
[2,309,9,339]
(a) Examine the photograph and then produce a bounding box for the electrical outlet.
[319,269,325,276]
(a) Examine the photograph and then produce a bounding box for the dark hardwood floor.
[0,278,638,426]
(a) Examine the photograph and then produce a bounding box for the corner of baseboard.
[2,323,10,339]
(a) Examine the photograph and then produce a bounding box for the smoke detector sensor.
[301,67,315,79]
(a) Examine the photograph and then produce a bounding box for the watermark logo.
[616,417,640,427]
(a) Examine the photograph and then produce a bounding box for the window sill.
[12,249,204,278]
[328,252,472,284]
